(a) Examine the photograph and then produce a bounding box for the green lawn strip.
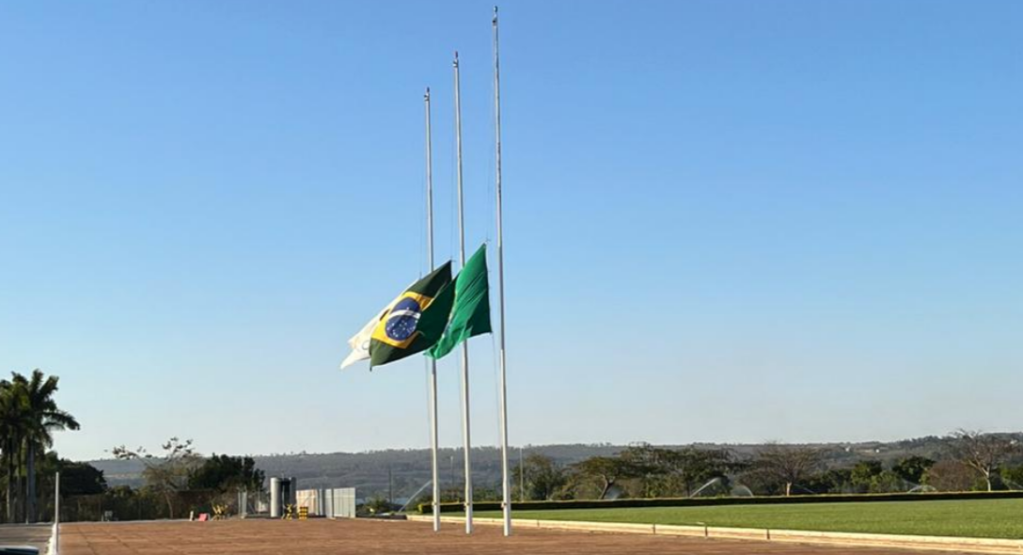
[475,499,1023,539]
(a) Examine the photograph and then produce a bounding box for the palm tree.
[12,370,79,523]
[0,380,31,523]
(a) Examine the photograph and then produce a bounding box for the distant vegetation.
[89,430,1023,509]
[8,370,1019,524]
[501,431,1022,504]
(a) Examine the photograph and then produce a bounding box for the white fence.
[295,488,357,518]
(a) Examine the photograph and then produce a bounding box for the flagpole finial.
[425,86,430,99]
[493,6,498,22]
[453,51,459,67]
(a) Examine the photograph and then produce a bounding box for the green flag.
[427,244,492,359]
[369,262,455,368]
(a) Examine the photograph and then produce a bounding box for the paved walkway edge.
[47,522,58,555]
[406,515,1023,554]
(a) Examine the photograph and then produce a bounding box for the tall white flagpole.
[54,471,60,553]
[454,51,474,535]
[493,6,512,537]
[424,87,442,533]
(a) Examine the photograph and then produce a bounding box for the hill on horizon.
[87,436,964,499]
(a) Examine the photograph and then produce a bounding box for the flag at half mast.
[368,262,455,368]
[428,244,492,359]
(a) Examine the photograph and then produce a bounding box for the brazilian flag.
[427,244,492,359]
[369,262,455,368]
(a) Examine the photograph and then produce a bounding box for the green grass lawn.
[477,499,1023,539]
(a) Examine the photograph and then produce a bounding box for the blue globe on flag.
[385,297,423,341]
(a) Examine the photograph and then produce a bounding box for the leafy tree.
[870,470,906,493]
[682,448,735,494]
[58,460,107,496]
[13,370,80,522]
[0,371,78,523]
[947,430,1019,491]
[112,437,200,518]
[804,468,853,494]
[892,456,935,485]
[617,444,672,497]
[0,379,32,522]
[622,444,733,497]
[1000,464,1023,490]
[188,454,264,494]
[749,443,824,496]
[512,453,567,501]
[850,460,883,492]
[570,455,641,500]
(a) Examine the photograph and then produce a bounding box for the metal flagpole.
[54,471,60,554]
[493,6,512,537]
[454,51,474,535]
[425,87,441,533]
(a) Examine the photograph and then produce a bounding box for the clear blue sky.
[1,1,1021,461]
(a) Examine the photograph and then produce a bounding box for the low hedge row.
[418,490,1023,514]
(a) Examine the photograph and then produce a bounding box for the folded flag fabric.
[369,261,455,367]
[427,244,492,360]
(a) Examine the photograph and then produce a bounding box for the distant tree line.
[507,430,1023,502]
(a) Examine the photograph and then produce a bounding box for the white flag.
[339,287,408,369]
[339,310,383,369]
